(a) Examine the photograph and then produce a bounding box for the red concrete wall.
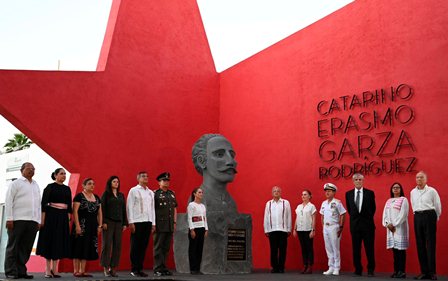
[219,0,448,274]
[0,0,218,272]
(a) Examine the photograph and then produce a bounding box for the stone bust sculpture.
[192,133,238,214]
[174,133,250,274]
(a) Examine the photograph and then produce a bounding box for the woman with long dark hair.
[293,189,316,274]
[187,188,208,274]
[71,178,102,277]
[382,182,409,278]
[100,176,127,277]
[36,168,72,278]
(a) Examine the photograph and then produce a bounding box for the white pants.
[323,224,341,270]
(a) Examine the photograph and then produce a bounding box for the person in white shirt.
[382,182,409,279]
[127,171,156,277]
[4,162,41,280]
[320,183,346,276]
[293,189,316,274]
[410,171,442,281]
[263,186,291,273]
[187,187,208,274]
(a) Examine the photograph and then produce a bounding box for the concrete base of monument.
[174,213,252,274]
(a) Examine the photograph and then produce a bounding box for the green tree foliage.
[3,133,33,153]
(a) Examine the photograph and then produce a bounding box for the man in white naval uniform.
[320,183,346,276]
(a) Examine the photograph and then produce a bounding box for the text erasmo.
[317,84,417,179]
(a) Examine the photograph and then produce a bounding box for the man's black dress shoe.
[414,274,430,280]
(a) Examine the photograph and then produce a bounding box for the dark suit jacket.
[345,188,376,232]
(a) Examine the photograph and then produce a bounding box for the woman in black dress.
[36,168,72,278]
[100,176,127,277]
[71,178,102,277]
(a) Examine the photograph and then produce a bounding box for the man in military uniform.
[153,172,177,276]
[320,183,346,276]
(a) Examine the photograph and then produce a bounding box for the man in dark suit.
[345,173,376,277]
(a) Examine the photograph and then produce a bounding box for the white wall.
[0,144,71,202]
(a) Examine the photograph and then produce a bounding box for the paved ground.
[0,270,446,281]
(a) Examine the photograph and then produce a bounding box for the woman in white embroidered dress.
[382,182,409,279]
[293,190,316,274]
[187,188,208,274]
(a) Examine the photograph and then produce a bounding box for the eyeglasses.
[392,186,401,189]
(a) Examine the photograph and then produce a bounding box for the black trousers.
[101,220,123,268]
[130,222,151,273]
[188,227,205,272]
[351,227,375,273]
[4,220,38,277]
[414,210,437,275]
[393,249,406,273]
[268,231,288,271]
[153,231,173,272]
[297,231,314,266]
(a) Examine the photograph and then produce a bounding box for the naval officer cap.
[324,182,337,191]
[156,172,170,181]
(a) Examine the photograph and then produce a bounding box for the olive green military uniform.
[153,188,177,273]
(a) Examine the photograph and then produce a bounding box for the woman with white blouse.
[293,190,316,274]
[187,188,208,275]
[382,182,409,279]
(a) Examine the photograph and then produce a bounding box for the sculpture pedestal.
[174,212,252,274]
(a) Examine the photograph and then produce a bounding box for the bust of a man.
[192,134,238,214]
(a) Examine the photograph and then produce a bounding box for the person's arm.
[263,201,270,236]
[203,205,208,237]
[337,202,346,237]
[73,202,82,235]
[293,212,298,238]
[101,193,108,230]
[5,182,16,230]
[97,198,103,234]
[121,193,128,229]
[187,203,194,230]
[40,185,51,228]
[433,188,442,219]
[345,191,352,215]
[150,191,156,234]
[173,207,177,230]
[127,189,135,233]
[382,200,389,227]
[286,200,292,235]
[321,214,324,229]
[337,213,346,237]
[309,207,316,238]
[371,190,376,216]
[41,213,46,229]
[187,203,196,239]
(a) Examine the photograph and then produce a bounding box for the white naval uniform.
[320,198,346,271]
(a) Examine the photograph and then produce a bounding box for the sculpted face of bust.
[203,136,237,184]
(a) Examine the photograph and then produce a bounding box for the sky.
[0,0,353,148]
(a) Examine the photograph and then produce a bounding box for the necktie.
[355,190,361,212]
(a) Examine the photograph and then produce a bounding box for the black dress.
[71,192,101,260]
[36,182,72,259]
